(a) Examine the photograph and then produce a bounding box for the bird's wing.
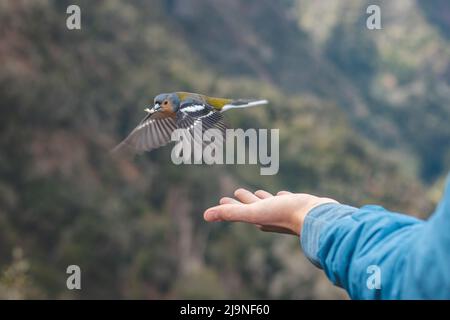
[112,112,177,154]
[176,101,227,148]
[176,101,227,133]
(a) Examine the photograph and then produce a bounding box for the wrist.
[294,196,338,236]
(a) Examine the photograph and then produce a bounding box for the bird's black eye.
[163,101,168,105]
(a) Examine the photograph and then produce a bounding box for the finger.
[277,191,292,196]
[219,197,241,205]
[254,190,273,199]
[204,204,257,223]
[234,188,261,204]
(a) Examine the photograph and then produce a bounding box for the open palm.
[204,189,337,236]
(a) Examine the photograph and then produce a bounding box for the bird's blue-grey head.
[146,93,181,114]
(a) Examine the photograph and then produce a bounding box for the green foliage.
[0,0,446,299]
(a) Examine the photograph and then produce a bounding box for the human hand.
[203,189,338,236]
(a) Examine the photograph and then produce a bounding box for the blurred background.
[0,0,449,299]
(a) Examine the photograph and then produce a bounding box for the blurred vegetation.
[0,0,448,299]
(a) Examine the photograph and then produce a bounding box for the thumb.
[277,191,292,196]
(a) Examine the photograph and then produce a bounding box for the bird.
[112,92,268,155]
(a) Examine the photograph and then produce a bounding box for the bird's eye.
[163,101,168,105]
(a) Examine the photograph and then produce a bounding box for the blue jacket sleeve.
[301,175,450,299]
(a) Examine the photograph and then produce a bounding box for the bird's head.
[145,92,180,115]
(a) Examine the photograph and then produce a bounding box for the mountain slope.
[0,0,439,299]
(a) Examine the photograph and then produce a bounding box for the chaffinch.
[113,92,268,154]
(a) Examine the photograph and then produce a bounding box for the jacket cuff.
[300,203,358,268]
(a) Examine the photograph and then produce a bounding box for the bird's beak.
[144,103,161,114]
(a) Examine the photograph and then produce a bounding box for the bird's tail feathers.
[220,99,268,112]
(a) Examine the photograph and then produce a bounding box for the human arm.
[203,181,450,299]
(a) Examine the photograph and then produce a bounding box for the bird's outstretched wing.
[176,101,227,133]
[176,101,227,150]
[112,112,177,155]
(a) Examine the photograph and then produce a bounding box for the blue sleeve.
[301,175,450,299]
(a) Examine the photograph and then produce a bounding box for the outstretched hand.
[203,189,338,236]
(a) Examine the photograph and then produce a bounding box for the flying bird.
[112,92,268,154]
